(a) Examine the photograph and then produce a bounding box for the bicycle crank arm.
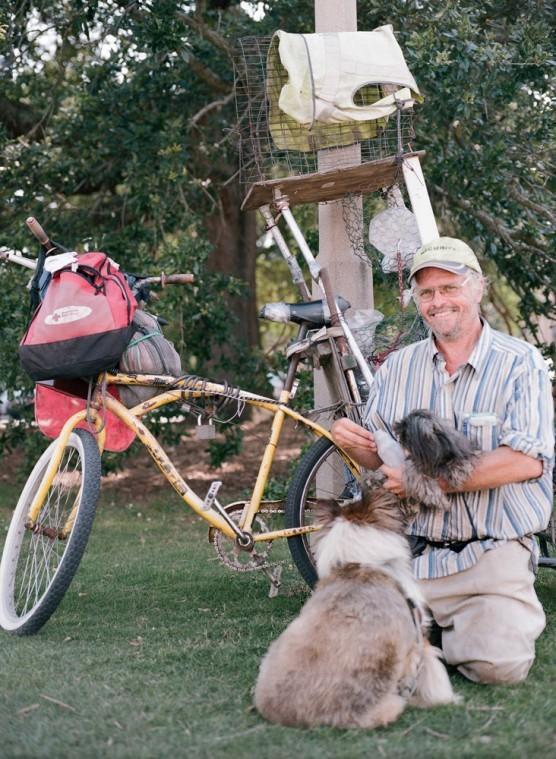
[203,482,253,548]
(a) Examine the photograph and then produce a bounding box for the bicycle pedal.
[203,480,222,510]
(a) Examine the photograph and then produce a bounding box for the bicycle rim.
[0,430,101,634]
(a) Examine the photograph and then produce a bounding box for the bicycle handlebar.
[0,248,37,270]
[138,273,195,287]
[6,218,196,292]
[26,217,50,246]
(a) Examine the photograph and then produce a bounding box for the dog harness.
[409,536,474,556]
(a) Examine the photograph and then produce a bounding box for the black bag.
[118,309,182,407]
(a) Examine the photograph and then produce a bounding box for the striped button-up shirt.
[364,320,554,579]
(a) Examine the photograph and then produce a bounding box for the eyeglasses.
[412,274,472,303]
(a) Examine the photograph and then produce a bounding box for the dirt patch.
[2,412,310,505]
[103,413,309,504]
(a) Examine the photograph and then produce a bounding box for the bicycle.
[0,218,370,635]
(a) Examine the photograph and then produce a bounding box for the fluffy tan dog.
[254,481,458,728]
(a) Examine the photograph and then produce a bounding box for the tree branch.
[113,1,234,92]
[175,8,234,59]
[507,180,556,225]
[487,281,522,337]
[433,185,555,264]
[188,91,234,129]
[188,56,231,94]
[0,96,43,139]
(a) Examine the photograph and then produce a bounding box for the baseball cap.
[409,237,482,281]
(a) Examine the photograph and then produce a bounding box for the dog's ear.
[314,499,342,526]
[395,411,437,474]
[394,410,433,450]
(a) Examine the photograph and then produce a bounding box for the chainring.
[209,503,275,572]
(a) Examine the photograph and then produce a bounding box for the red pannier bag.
[19,252,137,381]
[35,380,136,453]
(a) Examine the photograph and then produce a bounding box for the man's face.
[413,267,483,341]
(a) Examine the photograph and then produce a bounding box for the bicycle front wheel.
[0,429,101,635]
[285,437,360,588]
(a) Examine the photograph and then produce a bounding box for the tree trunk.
[206,182,259,349]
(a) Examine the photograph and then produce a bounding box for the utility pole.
[313,0,373,418]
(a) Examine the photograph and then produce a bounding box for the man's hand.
[330,418,382,470]
[380,464,407,498]
[331,418,377,453]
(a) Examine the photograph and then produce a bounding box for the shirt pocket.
[462,413,500,452]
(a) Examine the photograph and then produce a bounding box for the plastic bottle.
[374,429,405,467]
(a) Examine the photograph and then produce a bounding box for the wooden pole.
[313,0,373,419]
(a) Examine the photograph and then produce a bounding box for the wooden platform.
[241,151,425,211]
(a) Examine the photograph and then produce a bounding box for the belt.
[408,536,474,557]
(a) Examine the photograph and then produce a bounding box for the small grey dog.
[254,479,458,729]
[394,410,479,510]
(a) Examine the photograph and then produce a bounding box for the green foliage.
[207,424,244,468]
[261,0,555,349]
[0,2,260,391]
[393,1,555,341]
[0,1,272,460]
[1,1,554,463]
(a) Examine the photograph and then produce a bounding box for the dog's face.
[394,410,476,479]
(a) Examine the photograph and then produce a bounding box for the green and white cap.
[409,237,482,280]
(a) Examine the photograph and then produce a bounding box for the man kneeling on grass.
[332,237,554,685]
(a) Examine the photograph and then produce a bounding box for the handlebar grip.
[26,217,49,245]
[161,273,195,286]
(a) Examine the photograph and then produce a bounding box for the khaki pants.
[419,541,546,685]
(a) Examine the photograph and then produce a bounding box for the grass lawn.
[0,483,555,759]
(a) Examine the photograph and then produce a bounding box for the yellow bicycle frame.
[27,373,360,546]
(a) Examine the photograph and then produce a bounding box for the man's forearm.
[339,445,382,471]
[442,446,543,493]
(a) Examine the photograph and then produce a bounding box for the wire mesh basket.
[234,34,418,190]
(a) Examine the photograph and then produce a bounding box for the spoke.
[14,443,82,617]
[21,536,40,614]
[37,535,55,585]
[17,540,35,614]
[31,535,46,610]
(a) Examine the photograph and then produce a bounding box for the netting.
[234,35,417,188]
[233,33,427,361]
[340,189,428,363]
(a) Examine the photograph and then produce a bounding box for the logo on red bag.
[44,306,93,325]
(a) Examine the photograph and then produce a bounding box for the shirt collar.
[467,319,492,371]
[427,319,492,372]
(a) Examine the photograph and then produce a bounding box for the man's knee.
[457,656,534,685]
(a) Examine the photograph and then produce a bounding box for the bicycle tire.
[285,436,360,588]
[0,429,101,635]
[538,528,556,570]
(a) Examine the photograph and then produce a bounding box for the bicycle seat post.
[283,323,309,395]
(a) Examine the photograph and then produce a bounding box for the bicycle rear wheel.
[0,429,101,635]
[538,519,556,570]
[285,437,360,588]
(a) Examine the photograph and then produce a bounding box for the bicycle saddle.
[259,296,351,327]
